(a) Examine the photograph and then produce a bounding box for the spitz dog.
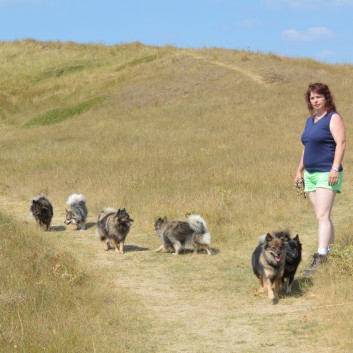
[30,195,53,231]
[252,232,286,304]
[282,234,302,294]
[96,208,134,254]
[64,193,88,231]
[257,231,302,294]
[154,214,212,255]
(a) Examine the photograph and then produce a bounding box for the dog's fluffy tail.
[66,193,86,205]
[187,214,211,245]
[97,207,116,222]
[99,207,116,215]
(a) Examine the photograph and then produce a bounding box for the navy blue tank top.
[301,111,342,172]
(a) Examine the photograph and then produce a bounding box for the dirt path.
[182,51,268,87]
[0,191,349,353]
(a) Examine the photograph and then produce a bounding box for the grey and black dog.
[154,214,212,255]
[64,193,88,231]
[30,195,53,231]
[96,208,134,254]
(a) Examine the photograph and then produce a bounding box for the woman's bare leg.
[309,188,336,253]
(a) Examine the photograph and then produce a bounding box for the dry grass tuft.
[0,214,153,353]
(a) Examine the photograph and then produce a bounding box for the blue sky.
[1,0,353,64]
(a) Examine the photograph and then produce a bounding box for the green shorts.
[304,170,343,193]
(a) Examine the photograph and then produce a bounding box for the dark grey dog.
[30,195,53,231]
[64,194,88,231]
[282,234,302,294]
[154,214,212,255]
[96,208,134,254]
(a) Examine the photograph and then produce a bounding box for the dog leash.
[295,178,306,199]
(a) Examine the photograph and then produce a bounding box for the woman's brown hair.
[305,82,336,115]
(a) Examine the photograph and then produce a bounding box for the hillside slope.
[0,40,352,352]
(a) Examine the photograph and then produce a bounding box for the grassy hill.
[0,40,352,352]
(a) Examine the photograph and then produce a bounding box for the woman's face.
[310,91,326,112]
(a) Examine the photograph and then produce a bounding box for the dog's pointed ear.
[265,233,273,242]
[294,234,299,241]
[163,216,168,221]
[117,208,126,215]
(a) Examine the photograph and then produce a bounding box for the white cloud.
[282,27,334,41]
[318,50,335,57]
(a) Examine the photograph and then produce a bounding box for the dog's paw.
[272,298,279,305]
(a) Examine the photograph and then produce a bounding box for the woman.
[295,83,346,274]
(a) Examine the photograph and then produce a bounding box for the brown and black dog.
[252,232,286,304]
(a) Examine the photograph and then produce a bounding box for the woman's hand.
[294,171,303,186]
[328,169,339,185]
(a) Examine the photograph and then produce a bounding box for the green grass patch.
[38,61,102,80]
[24,96,106,127]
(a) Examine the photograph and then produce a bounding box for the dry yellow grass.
[0,214,153,353]
[0,40,352,352]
